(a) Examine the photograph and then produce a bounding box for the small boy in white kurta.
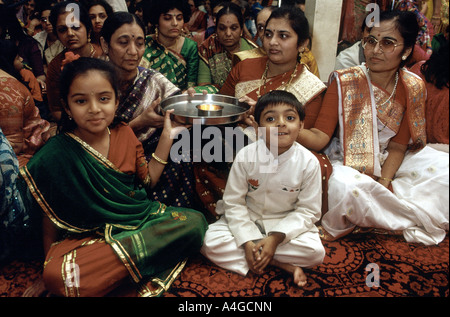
[201,91,325,287]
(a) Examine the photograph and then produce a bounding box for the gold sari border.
[235,63,326,105]
[105,224,143,283]
[19,166,92,233]
[138,259,188,297]
[333,66,377,176]
[62,250,80,297]
[400,70,427,150]
[67,132,121,172]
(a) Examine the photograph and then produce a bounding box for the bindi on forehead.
[266,27,291,34]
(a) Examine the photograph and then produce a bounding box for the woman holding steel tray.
[195,6,332,217]
[100,11,203,211]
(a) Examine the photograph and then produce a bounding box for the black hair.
[421,36,449,89]
[0,4,27,41]
[145,0,191,26]
[216,2,244,29]
[379,10,419,67]
[265,5,310,47]
[254,90,305,124]
[280,0,305,6]
[0,39,23,82]
[101,11,146,44]
[34,0,55,15]
[58,57,119,133]
[49,1,93,37]
[193,0,204,8]
[85,0,114,17]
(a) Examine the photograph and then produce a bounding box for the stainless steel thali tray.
[160,93,250,125]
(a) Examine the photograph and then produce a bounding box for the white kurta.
[105,0,128,12]
[334,41,364,71]
[201,140,325,275]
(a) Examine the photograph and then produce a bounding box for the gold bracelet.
[378,176,393,182]
[152,152,168,165]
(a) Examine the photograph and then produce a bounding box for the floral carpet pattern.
[1,233,448,297]
[164,233,449,297]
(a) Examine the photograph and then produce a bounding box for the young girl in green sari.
[19,57,208,297]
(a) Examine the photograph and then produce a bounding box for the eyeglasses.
[362,36,404,53]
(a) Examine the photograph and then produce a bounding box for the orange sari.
[0,76,50,167]
[220,56,326,129]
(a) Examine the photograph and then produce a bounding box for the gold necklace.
[89,43,96,57]
[256,61,299,98]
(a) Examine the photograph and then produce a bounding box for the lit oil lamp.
[196,104,224,116]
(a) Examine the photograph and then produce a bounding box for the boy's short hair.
[253,90,305,123]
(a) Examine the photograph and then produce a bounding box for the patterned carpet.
[1,233,448,297]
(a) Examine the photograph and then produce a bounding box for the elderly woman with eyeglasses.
[298,10,449,246]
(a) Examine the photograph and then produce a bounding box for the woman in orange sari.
[196,6,330,217]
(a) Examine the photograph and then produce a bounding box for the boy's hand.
[244,241,260,274]
[252,233,285,273]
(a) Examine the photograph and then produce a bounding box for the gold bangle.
[152,152,168,165]
[378,176,393,182]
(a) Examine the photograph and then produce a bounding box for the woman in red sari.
[410,36,449,144]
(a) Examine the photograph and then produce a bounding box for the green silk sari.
[19,133,207,295]
[140,36,199,91]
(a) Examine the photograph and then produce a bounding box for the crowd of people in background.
[0,0,448,297]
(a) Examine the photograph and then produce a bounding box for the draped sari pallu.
[197,34,258,93]
[235,61,325,105]
[332,66,426,176]
[140,36,198,91]
[114,66,197,210]
[19,133,207,296]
